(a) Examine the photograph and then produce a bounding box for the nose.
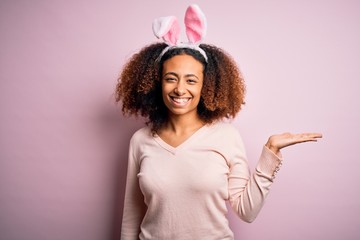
[174,81,186,95]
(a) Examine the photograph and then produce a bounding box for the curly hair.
[115,42,246,132]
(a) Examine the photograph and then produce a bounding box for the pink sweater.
[121,122,283,240]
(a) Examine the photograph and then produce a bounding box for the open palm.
[265,132,323,155]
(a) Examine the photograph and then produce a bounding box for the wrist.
[265,141,280,155]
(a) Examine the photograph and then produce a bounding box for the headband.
[152,4,208,62]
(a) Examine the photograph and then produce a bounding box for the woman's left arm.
[228,131,322,223]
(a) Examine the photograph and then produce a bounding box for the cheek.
[161,84,172,104]
[161,84,170,96]
[161,88,167,102]
[194,84,203,98]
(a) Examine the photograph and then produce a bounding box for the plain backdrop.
[1,0,359,239]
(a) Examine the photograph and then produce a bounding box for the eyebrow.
[163,72,199,80]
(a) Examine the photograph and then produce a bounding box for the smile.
[170,97,191,105]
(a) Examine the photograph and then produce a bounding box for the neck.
[165,112,204,135]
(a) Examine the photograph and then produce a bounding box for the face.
[161,54,204,118]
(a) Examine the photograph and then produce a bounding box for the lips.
[170,97,191,106]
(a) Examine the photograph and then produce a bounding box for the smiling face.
[161,54,204,119]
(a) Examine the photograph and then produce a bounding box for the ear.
[184,4,207,44]
[152,16,180,46]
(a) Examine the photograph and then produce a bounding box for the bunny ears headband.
[152,4,208,62]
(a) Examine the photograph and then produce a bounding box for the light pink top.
[121,122,283,240]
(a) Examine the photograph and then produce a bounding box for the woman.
[116,5,321,240]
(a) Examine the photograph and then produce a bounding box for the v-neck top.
[153,124,208,154]
[121,122,283,240]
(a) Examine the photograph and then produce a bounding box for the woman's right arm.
[121,140,147,240]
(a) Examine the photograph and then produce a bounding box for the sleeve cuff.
[256,145,284,181]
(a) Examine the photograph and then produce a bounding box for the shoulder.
[204,121,247,162]
[208,121,242,139]
[209,121,245,147]
[200,121,244,148]
[129,126,153,146]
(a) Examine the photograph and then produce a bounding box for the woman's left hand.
[265,132,323,155]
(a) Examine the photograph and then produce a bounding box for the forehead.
[162,54,204,74]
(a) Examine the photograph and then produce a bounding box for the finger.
[288,133,322,144]
[299,135,322,143]
[303,133,323,138]
[297,133,323,140]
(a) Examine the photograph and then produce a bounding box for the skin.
[158,54,323,153]
[161,54,204,120]
[265,132,322,155]
[159,54,205,147]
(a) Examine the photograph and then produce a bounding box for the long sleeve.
[121,135,147,240]
[119,123,283,239]
[227,131,283,223]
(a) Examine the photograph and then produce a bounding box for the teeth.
[173,98,190,103]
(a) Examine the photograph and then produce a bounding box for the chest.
[137,147,230,199]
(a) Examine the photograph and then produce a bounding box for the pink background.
[1,0,359,239]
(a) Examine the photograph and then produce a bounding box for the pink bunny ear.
[152,16,180,46]
[184,4,207,44]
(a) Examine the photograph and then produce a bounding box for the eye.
[164,77,177,82]
[187,79,197,84]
